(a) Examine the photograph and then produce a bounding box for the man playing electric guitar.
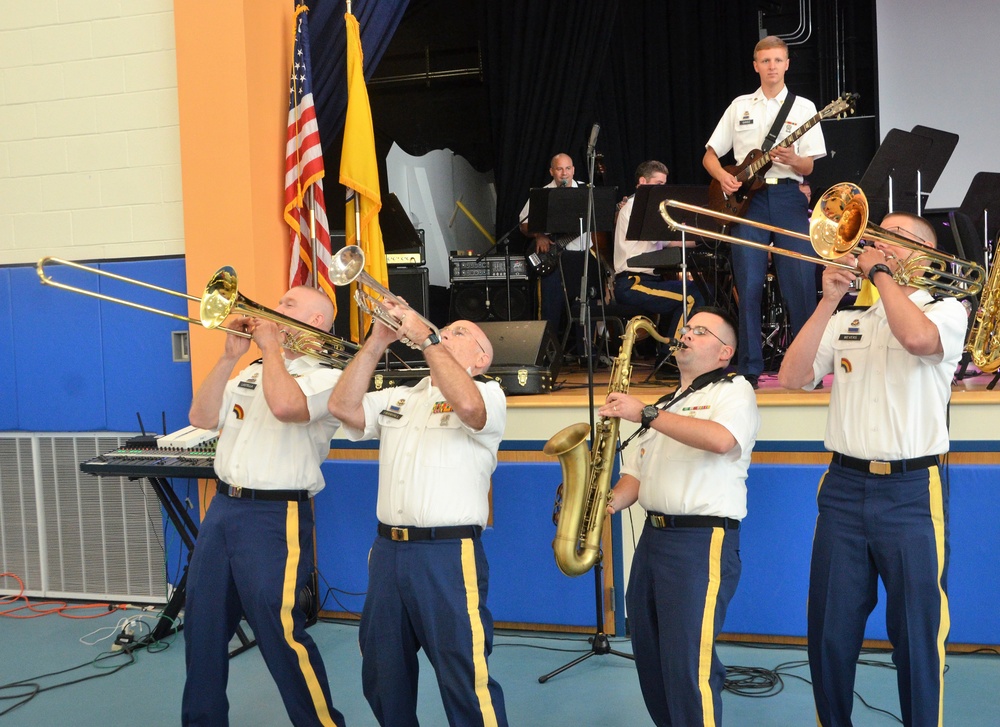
[519,152,592,362]
[703,35,827,389]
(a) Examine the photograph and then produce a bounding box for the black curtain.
[485,1,619,250]
[306,0,410,229]
[485,1,760,249]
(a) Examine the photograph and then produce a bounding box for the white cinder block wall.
[0,0,183,265]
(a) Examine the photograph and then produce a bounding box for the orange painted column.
[174,0,294,388]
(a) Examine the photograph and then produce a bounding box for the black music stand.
[622,185,721,378]
[526,186,617,353]
[959,172,1000,260]
[908,126,959,213]
[958,172,1000,389]
[858,128,934,222]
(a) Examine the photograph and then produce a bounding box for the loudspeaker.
[449,281,533,322]
[387,267,430,364]
[478,320,560,370]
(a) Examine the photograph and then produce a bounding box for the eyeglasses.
[442,325,486,353]
[679,324,731,347]
[882,226,927,245]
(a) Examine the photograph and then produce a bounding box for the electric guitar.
[707,92,858,221]
[526,233,577,277]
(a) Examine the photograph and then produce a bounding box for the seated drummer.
[613,160,702,347]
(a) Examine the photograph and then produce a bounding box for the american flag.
[284,5,335,306]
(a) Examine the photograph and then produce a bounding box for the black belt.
[646,513,740,530]
[831,453,939,476]
[216,481,310,501]
[764,177,799,185]
[377,522,482,542]
[616,271,652,281]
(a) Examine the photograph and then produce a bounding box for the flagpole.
[307,185,318,287]
[348,0,363,337]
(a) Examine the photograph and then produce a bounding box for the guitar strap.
[761,92,796,152]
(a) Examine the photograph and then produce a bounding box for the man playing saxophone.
[600,307,760,726]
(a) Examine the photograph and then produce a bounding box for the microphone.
[586,122,601,155]
[559,178,569,187]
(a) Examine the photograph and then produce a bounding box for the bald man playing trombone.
[184,284,345,727]
[778,211,967,727]
[328,302,509,727]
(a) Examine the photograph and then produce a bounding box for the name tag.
[838,334,862,341]
[380,409,403,420]
[738,118,754,126]
[238,381,257,390]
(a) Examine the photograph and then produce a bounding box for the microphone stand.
[539,137,634,684]
[474,216,525,320]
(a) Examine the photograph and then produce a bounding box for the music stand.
[526,186,617,353]
[858,128,933,222]
[908,126,959,214]
[621,185,722,377]
[959,172,1000,261]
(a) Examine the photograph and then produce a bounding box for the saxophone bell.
[547,316,677,577]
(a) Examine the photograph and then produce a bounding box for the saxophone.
[966,255,1000,373]
[546,316,677,576]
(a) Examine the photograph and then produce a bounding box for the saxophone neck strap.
[617,369,734,453]
[654,368,734,410]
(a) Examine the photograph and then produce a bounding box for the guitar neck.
[741,112,822,180]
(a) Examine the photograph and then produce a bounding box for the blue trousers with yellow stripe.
[626,524,742,726]
[182,494,344,727]
[808,462,950,727]
[614,274,699,342]
[360,534,507,727]
[732,183,817,377]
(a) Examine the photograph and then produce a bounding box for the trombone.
[658,182,985,299]
[329,245,440,349]
[36,257,359,368]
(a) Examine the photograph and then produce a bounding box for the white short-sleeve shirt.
[213,357,341,494]
[706,86,827,182]
[621,377,760,519]
[340,377,506,528]
[811,291,967,460]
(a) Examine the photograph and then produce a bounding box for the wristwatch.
[419,331,441,351]
[867,263,893,284]
[641,404,660,428]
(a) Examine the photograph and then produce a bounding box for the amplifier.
[449,254,528,282]
[386,228,425,267]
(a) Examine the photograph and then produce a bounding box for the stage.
[321,359,1000,648]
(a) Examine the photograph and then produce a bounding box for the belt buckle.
[869,460,892,476]
[765,177,778,185]
[390,527,409,542]
[228,485,243,498]
[648,514,666,528]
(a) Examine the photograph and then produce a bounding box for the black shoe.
[743,374,759,390]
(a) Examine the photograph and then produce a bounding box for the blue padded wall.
[314,460,380,616]
[946,464,1000,644]
[314,458,596,627]
[11,263,106,430]
[725,463,1000,645]
[3,258,192,432]
[485,461,595,626]
[0,269,16,429]
[98,258,193,433]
